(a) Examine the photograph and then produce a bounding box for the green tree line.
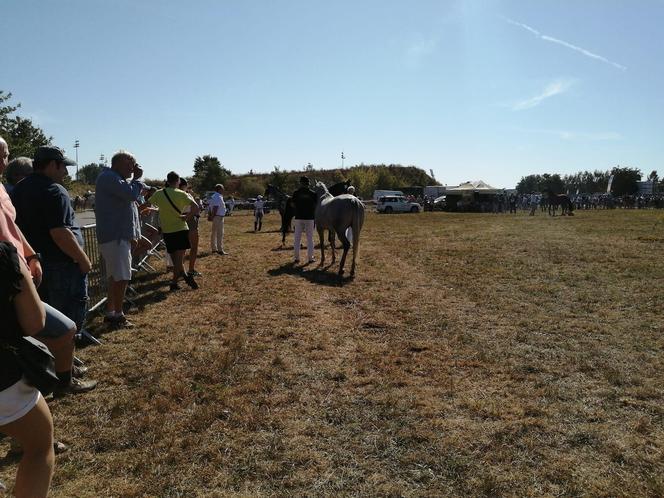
[516,166,653,196]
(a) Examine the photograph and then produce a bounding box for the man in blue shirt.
[11,145,97,395]
[95,151,144,328]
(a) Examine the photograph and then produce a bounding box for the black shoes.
[183,272,199,290]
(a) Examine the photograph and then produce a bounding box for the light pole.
[74,140,79,180]
[100,154,106,167]
[341,151,345,168]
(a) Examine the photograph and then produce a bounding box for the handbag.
[1,337,59,396]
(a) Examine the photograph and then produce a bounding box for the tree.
[0,91,51,159]
[191,155,231,193]
[609,166,641,196]
[516,174,542,194]
[76,163,103,184]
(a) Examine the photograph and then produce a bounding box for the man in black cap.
[11,145,96,395]
[290,176,317,263]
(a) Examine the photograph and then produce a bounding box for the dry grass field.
[2,208,663,497]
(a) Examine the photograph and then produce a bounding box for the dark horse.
[547,191,574,216]
[328,179,351,197]
[264,184,294,245]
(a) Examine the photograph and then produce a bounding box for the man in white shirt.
[208,183,228,255]
[253,195,265,232]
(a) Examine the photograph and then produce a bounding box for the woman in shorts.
[0,241,54,498]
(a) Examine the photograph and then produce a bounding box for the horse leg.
[350,229,359,277]
[317,226,325,266]
[337,231,351,276]
[328,230,336,264]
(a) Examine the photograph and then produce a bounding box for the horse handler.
[291,176,317,263]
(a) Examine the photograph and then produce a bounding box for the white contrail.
[541,35,627,71]
[513,79,573,111]
[503,16,626,71]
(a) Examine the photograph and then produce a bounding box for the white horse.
[313,182,365,277]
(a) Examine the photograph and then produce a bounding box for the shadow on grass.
[267,262,353,286]
[82,272,172,344]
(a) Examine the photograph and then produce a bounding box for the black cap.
[300,176,310,185]
[34,146,76,167]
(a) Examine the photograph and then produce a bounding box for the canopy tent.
[445,180,502,195]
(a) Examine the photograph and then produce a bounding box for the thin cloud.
[517,127,622,141]
[503,16,626,71]
[512,79,573,110]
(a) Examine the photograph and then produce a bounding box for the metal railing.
[81,224,108,315]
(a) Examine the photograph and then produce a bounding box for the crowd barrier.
[81,224,107,315]
[79,209,164,343]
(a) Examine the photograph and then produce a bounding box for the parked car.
[376,196,422,213]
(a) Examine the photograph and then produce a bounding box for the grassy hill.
[224,164,438,199]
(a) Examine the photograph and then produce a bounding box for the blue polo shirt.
[11,173,83,263]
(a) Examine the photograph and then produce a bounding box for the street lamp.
[74,140,79,179]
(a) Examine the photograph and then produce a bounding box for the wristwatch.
[26,253,42,264]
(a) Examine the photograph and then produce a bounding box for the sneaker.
[7,440,69,456]
[54,377,98,396]
[293,259,300,264]
[218,250,229,255]
[308,258,316,263]
[169,282,181,291]
[73,364,88,377]
[114,315,135,329]
[189,270,202,277]
[183,273,199,290]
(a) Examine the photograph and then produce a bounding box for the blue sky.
[2,0,662,188]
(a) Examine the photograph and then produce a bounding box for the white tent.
[445,180,501,195]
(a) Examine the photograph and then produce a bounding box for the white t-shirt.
[209,192,226,216]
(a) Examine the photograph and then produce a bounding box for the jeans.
[39,261,88,332]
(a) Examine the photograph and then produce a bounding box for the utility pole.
[341,151,345,168]
[74,140,80,179]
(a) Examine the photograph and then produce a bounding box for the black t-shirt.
[11,173,83,263]
[0,242,25,391]
[291,187,317,220]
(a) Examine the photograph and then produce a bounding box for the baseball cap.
[34,146,76,166]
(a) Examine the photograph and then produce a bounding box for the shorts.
[0,377,41,426]
[188,216,199,231]
[99,240,133,281]
[163,230,191,254]
[36,302,76,339]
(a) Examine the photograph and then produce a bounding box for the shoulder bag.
[1,337,59,396]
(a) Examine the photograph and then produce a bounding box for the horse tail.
[351,198,365,260]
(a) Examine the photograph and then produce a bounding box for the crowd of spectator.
[0,138,213,496]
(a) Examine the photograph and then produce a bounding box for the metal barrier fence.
[81,224,108,315]
[80,209,165,319]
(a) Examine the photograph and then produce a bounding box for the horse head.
[313,181,331,200]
